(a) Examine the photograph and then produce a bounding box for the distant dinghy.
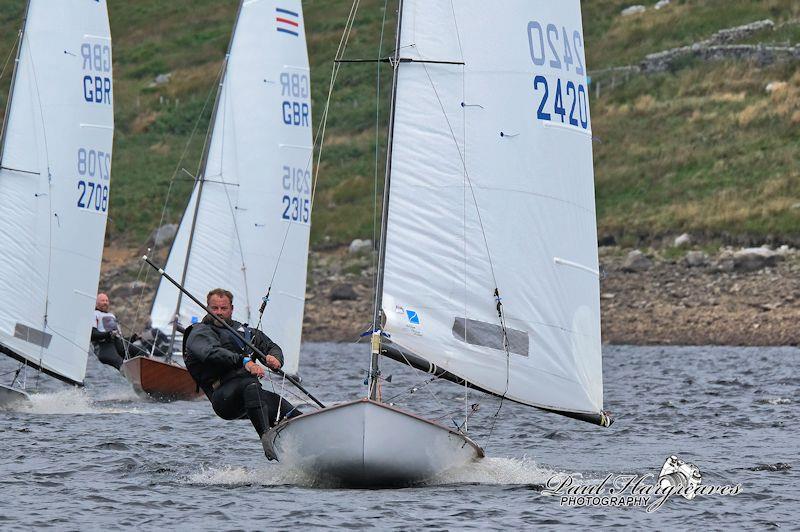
[266,0,611,487]
[123,0,314,400]
[0,0,114,405]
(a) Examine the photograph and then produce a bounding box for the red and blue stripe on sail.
[276,7,300,37]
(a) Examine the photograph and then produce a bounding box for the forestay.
[0,0,114,386]
[150,0,312,374]
[381,0,605,419]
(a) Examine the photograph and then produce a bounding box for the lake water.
[0,344,796,529]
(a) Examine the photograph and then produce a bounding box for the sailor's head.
[96,293,110,312]
[207,288,234,322]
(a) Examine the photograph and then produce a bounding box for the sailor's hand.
[245,361,265,377]
[264,355,281,370]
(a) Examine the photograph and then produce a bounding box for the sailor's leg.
[254,388,302,424]
[242,380,274,436]
[210,379,247,420]
[95,342,123,370]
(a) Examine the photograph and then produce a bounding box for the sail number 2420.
[527,20,590,131]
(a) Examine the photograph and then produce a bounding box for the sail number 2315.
[527,20,590,131]
[76,148,111,213]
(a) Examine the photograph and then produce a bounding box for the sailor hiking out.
[184,288,301,452]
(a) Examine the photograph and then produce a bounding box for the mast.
[0,0,31,166]
[368,0,404,401]
[167,0,243,351]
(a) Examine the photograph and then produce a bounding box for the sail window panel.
[451,317,529,357]
[13,323,52,348]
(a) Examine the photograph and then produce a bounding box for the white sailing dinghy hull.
[265,399,483,487]
[0,384,30,407]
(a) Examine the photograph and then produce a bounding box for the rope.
[130,60,226,334]
[256,0,363,332]
[369,0,390,331]
[0,30,19,82]
[412,15,515,442]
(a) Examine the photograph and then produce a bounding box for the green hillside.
[0,0,798,248]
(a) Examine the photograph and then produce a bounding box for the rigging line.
[423,383,467,434]
[383,375,437,403]
[215,83,251,323]
[419,54,514,392]
[448,0,472,431]
[23,29,55,376]
[371,0,390,330]
[309,0,361,211]
[257,0,362,328]
[133,60,225,331]
[0,31,18,82]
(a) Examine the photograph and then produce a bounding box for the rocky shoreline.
[100,241,800,346]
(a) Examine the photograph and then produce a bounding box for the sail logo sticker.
[406,310,420,325]
[276,7,300,37]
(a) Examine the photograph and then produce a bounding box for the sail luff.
[0,0,30,165]
[369,0,405,400]
[166,2,242,349]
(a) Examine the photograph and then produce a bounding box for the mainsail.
[379,1,606,423]
[150,0,313,374]
[0,0,114,386]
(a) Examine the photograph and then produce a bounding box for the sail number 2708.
[527,20,590,131]
[76,148,111,213]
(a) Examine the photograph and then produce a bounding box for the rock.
[622,250,652,272]
[674,233,692,248]
[733,247,779,272]
[329,283,358,301]
[598,234,616,246]
[151,73,172,87]
[684,250,709,268]
[348,239,372,254]
[150,223,178,247]
[654,0,670,9]
[621,5,646,16]
[765,81,788,93]
[791,203,800,210]
[109,280,149,298]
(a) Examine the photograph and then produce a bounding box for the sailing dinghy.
[123,0,313,399]
[0,0,114,405]
[265,0,611,487]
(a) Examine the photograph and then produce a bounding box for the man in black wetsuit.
[184,288,300,456]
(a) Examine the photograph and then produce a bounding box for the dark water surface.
[1,344,797,529]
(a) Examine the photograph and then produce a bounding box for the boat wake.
[8,388,139,415]
[426,456,567,487]
[185,464,315,487]
[184,456,571,489]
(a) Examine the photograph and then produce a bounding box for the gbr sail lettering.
[82,41,112,105]
[281,72,310,127]
[76,148,111,213]
[527,21,589,131]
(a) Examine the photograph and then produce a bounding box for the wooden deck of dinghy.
[120,356,205,401]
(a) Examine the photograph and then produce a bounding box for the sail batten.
[380,0,605,419]
[0,0,114,385]
[150,0,313,374]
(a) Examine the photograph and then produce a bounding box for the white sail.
[381,0,603,417]
[150,0,312,374]
[0,0,114,385]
